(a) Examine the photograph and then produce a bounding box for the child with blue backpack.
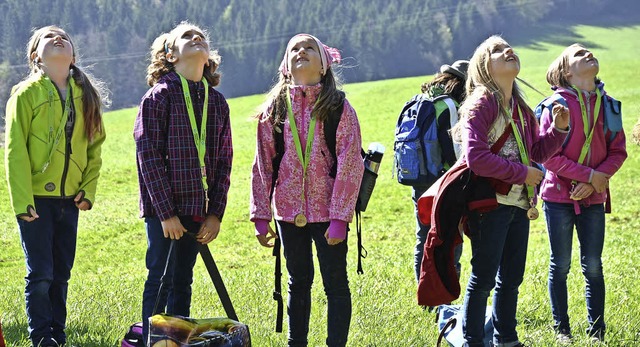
[410,59,469,283]
[538,44,627,344]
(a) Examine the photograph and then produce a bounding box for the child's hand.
[525,166,544,187]
[256,224,277,248]
[552,102,570,130]
[74,192,90,210]
[197,215,220,244]
[19,206,39,222]
[591,171,610,193]
[570,182,595,200]
[324,230,345,246]
[161,216,187,240]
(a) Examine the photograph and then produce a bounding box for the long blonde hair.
[146,21,221,87]
[27,25,109,141]
[451,35,531,142]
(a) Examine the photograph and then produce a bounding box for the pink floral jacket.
[250,84,364,239]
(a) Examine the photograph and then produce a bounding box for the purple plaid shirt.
[134,72,233,221]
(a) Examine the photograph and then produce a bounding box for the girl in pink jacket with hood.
[538,44,627,344]
[250,34,363,347]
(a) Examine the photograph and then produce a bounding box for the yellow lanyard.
[38,82,72,174]
[285,90,318,206]
[573,86,602,166]
[507,102,535,199]
[179,74,210,209]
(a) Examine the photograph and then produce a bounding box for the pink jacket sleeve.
[330,99,364,222]
[250,114,277,222]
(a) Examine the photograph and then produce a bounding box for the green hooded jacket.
[4,73,105,218]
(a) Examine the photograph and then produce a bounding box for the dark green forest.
[0,0,638,120]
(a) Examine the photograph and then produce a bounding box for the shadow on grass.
[3,320,29,347]
[506,4,640,51]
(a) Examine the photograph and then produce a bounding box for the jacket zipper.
[48,91,55,142]
[58,87,71,197]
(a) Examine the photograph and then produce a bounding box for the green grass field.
[2,24,640,346]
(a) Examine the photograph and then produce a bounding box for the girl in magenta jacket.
[250,34,363,347]
[538,44,627,344]
[451,35,569,347]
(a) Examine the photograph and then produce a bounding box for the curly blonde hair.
[146,21,221,87]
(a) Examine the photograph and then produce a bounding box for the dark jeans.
[544,202,606,336]
[141,216,200,343]
[277,221,351,347]
[462,205,529,347]
[18,198,79,347]
[412,186,462,282]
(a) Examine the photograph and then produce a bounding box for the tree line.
[0,0,634,122]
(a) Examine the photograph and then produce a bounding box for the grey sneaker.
[556,331,573,345]
[589,333,604,343]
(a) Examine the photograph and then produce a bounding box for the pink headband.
[279,34,341,76]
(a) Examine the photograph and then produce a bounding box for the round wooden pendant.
[527,207,539,220]
[294,213,308,227]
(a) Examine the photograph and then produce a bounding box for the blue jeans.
[141,216,200,343]
[413,186,462,282]
[544,202,606,336]
[462,205,529,347]
[18,198,79,347]
[277,221,351,347]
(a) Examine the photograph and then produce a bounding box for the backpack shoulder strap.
[323,102,345,178]
[603,94,622,141]
[433,96,459,128]
[534,94,567,122]
[271,119,285,201]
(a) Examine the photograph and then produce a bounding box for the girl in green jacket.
[4,25,109,347]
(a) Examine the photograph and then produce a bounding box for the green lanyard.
[573,85,602,166]
[507,102,535,199]
[179,74,210,197]
[285,90,318,205]
[37,82,72,174]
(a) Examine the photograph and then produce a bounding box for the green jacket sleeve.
[4,92,36,217]
[77,120,106,208]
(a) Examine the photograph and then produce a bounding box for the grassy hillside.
[1,24,640,346]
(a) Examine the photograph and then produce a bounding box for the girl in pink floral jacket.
[249,34,363,347]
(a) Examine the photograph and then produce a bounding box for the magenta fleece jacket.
[463,93,568,184]
[538,85,627,205]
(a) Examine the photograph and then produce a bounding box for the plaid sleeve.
[134,88,176,220]
[207,95,233,221]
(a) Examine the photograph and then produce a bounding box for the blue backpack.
[394,94,458,186]
[534,92,623,142]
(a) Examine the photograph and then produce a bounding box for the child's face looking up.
[287,35,322,85]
